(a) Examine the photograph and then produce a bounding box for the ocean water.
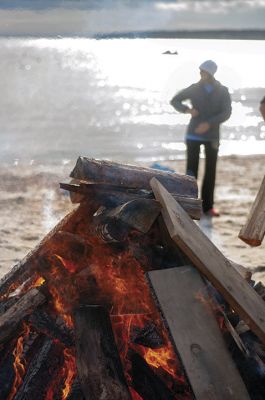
[1,37,265,164]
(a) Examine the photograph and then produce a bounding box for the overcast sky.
[0,0,265,36]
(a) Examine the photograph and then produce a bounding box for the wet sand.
[0,154,264,284]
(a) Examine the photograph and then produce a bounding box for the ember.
[0,158,264,399]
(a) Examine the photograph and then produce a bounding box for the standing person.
[170,60,232,217]
[260,96,265,120]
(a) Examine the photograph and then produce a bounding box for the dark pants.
[186,139,219,213]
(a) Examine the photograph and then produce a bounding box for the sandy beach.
[0,154,264,285]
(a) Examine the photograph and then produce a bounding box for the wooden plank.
[239,175,265,246]
[74,305,132,400]
[229,260,252,281]
[150,177,265,345]
[70,157,198,197]
[147,266,250,400]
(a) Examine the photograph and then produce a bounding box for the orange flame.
[33,276,45,287]
[49,286,73,328]
[61,348,76,399]
[54,254,80,274]
[143,345,176,377]
[8,323,30,399]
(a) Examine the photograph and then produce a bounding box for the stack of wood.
[0,157,264,400]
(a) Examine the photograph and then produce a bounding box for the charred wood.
[29,310,74,347]
[0,288,46,344]
[13,337,64,400]
[228,330,265,399]
[0,204,92,299]
[93,213,131,243]
[130,352,176,400]
[66,377,85,400]
[131,322,163,349]
[0,339,16,399]
[74,305,132,400]
[45,230,93,264]
[70,157,198,197]
[0,295,20,316]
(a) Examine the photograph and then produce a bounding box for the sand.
[0,154,264,284]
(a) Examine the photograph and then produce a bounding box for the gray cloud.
[0,1,264,36]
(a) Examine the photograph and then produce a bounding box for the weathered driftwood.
[147,266,250,400]
[150,177,265,345]
[70,157,198,197]
[239,174,265,246]
[74,305,132,400]
[60,181,202,220]
[0,288,46,344]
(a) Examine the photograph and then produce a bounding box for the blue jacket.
[170,80,232,141]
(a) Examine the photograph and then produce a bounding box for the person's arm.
[259,97,265,121]
[207,88,232,126]
[170,86,198,116]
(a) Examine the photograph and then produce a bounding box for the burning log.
[131,322,164,349]
[70,157,198,197]
[60,181,202,220]
[130,352,177,400]
[147,265,251,400]
[239,174,265,246]
[13,337,64,399]
[0,200,98,299]
[0,207,84,299]
[47,230,93,263]
[0,295,20,316]
[151,177,265,346]
[0,328,44,399]
[0,288,46,344]
[29,310,74,347]
[0,340,17,399]
[66,377,85,400]
[74,305,132,400]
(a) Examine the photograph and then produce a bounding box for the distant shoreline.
[94,30,265,40]
[1,29,265,40]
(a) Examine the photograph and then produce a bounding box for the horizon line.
[1,29,265,40]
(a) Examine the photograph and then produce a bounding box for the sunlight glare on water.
[1,37,265,163]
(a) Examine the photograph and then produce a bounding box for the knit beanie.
[199,60,218,76]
